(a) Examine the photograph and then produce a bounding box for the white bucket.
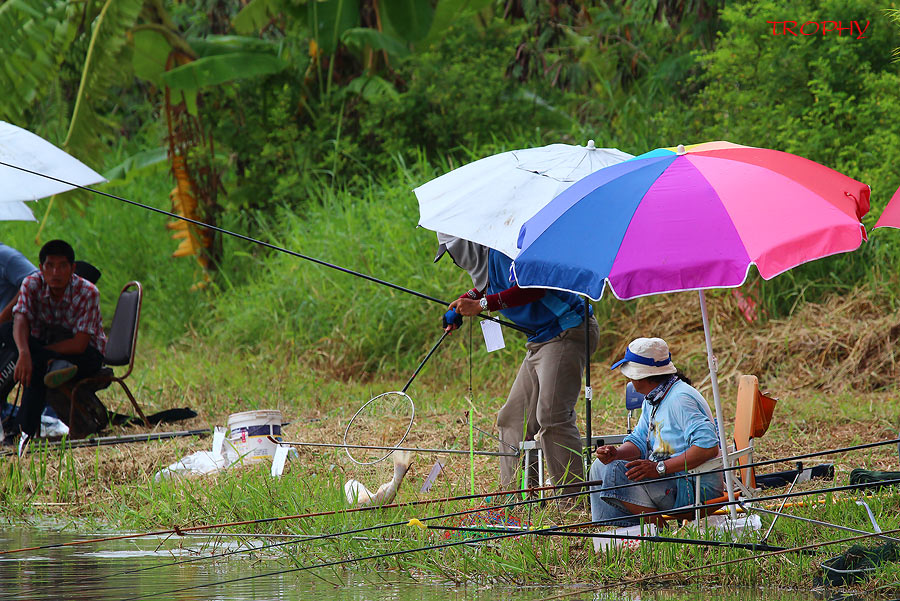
[226,410,283,464]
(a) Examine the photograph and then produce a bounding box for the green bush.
[360,21,570,164]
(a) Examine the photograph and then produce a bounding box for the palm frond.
[62,0,144,166]
[0,0,75,123]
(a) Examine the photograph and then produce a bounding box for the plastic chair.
[66,282,150,429]
[625,382,643,433]
[685,374,777,520]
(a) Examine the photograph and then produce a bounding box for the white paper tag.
[212,426,226,460]
[271,443,289,478]
[480,319,505,352]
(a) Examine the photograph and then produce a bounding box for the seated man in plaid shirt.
[5,239,106,449]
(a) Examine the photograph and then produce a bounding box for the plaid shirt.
[13,272,107,353]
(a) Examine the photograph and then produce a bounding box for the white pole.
[698,290,738,520]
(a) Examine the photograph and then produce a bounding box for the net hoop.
[343,390,416,465]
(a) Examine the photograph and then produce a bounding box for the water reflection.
[1,529,829,601]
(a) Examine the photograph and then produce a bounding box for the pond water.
[0,529,838,601]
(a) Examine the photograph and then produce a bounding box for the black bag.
[0,343,17,404]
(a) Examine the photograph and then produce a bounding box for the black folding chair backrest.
[104,282,142,372]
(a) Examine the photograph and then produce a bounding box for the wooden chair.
[66,281,150,430]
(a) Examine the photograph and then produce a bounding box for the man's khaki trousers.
[497,316,600,490]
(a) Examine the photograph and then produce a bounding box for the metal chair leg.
[115,379,150,428]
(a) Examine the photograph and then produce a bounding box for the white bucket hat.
[610,337,677,380]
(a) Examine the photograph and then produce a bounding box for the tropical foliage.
[4,0,900,344]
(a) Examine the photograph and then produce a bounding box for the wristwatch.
[656,460,666,475]
[479,297,489,311]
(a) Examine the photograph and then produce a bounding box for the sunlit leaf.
[161,52,288,90]
[341,27,409,59]
[187,35,281,58]
[232,0,284,34]
[305,0,359,56]
[379,0,434,43]
[344,75,400,101]
[422,0,492,47]
[132,29,171,86]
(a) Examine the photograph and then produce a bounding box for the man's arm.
[450,285,547,316]
[625,444,719,481]
[46,332,90,355]
[12,313,32,386]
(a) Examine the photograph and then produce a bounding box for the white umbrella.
[414,140,633,474]
[0,121,107,220]
[415,141,632,258]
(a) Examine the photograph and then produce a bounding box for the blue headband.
[610,348,672,371]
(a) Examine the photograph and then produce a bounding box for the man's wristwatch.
[656,461,666,475]
[479,297,489,311]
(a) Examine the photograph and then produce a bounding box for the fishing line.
[536,526,900,601]
[0,160,532,336]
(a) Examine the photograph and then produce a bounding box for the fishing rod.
[6,435,897,557]
[422,524,807,554]
[0,429,211,456]
[7,435,898,565]
[745,503,900,544]
[115,516,602,601]
[90,485,590,583]
[0,475,595,557]
[92,469,900,585]
[271,437,518,457]
[0,160,533,336]
[537,525,900,601]
[117,516,900,601]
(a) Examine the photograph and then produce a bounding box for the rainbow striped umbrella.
[514,141,870,301]
[513,141,870,515]
[874,185,900,231]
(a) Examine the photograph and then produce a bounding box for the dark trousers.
[0,322,103,437]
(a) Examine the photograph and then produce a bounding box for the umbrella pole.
[584,297,592,473]
[698,290,738,520]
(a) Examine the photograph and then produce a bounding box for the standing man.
[0,242,38,323]
[436,233,599,492]
[5,240,106,449]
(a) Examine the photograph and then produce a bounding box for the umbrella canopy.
[0,121,106,220]
[874,185,900,230]
[415,141,632,258]
[512,140,870,517]
[514,141,870,300]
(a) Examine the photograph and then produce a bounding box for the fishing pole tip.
[408,518,427,529]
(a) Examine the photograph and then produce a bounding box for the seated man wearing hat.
[589,337,723,527]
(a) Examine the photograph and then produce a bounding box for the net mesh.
[343,391,415,464]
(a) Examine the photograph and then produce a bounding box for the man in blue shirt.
[437,234,599,492]
[0,243,37,421]
[0,243,38,323]
[589,337,723,526]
